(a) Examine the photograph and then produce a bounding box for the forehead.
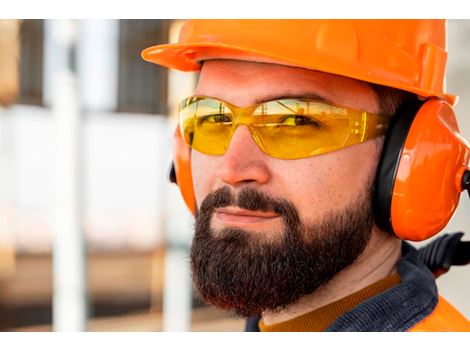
[194,59,380,114]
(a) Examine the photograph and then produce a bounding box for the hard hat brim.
[142,42,457,105]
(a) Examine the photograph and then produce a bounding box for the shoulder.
[408,295,470,332]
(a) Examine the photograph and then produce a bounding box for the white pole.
[77,20,119,112]
[162,20,196,332]
[50,19,88,331]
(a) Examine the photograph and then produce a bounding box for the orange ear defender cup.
[374,99,470,241]
[171,125,196,214]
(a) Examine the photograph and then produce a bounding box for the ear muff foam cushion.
[373,99,424,233]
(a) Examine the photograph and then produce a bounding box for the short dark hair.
[370,83,417,117]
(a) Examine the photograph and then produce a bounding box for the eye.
[200,114,232,123]
[280,114,322,127]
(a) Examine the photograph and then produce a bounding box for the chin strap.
[418,232,470,278]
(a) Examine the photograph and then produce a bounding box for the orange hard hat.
[142,19,455,104]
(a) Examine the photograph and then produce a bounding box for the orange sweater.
[259,274,400,332]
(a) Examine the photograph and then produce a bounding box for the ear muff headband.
[375,99,470,241]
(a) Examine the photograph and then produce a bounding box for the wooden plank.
[13,306,246,332]
[2,249,164,306]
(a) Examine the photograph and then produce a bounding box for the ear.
[374,99,470,241]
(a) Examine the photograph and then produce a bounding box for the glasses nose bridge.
[231,105,258,127]
[227,105,264,150]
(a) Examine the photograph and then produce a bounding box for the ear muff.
[374,99,470,241]
[171,125,196,214]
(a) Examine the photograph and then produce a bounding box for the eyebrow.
[254,93,331,105]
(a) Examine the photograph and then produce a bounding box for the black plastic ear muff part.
[463,169,470,197]
[169,161,177,184]
[418,232,470,278]
[373,99,425,233]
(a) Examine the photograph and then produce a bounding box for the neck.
[261,227,402,325]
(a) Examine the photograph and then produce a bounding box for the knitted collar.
[245,242,438,332]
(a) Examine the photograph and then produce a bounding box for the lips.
[214,206,279,224]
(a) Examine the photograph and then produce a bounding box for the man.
[142,20,470,331]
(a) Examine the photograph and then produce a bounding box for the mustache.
[197,186,301,228]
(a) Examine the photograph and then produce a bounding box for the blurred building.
[0,19,197,331]
[1,20,173,254]
[0,20,20,107]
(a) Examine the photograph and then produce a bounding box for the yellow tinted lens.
[179,97,233,155]
[179,97,387,160]
[252,100,351,159]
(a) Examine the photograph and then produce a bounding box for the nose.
[217,125,271,187]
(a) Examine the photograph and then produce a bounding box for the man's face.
[189,60,383,317]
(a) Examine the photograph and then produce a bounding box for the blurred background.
[0,19,468,332]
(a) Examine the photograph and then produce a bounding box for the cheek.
[190,140,382,220]
[277,140,380,221]
[190,150,217,207]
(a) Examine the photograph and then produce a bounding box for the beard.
[190,184,374,318]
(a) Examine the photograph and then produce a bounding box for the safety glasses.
[179,96,389,160]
